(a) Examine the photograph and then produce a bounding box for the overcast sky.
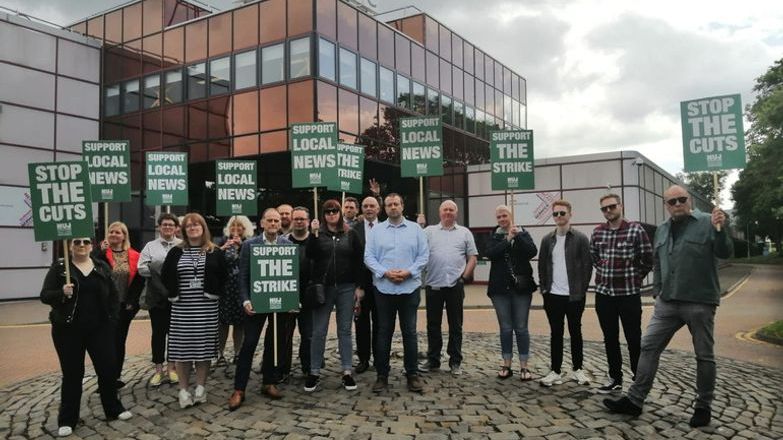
[5,0,782,207]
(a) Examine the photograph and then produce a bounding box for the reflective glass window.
[288,80,314,124]
[495,89,503,118]
[378,25,394,68]
[465,106,475,133]
[454,101,464,129]
[401,15,424,45]
[105,10,122,44]
[142,33,163,74]
[412,82,426,114]
[425,16,438,52]
[440,58,451,95]
[453,67,463,100]
[234,50,257,90]
[259,0,285,44]
[233,4,259,51]
[396,75,411,109]
[261,44,284,84]
[186,62,207,100]
[439,24,451,61]
[360,58,377,97]
[339,47,357,89]
[105,84,120,116]
[185,21,207,63]
[411,44,425,82]
[316,0,336,39]
[337,1,358,49]
[426,51,439,88]
[441,95,452,125]
[87,15,103,41]
[317,81,337,123]
[359,96,377,134]
[395,34,410,75]
[163,27,184,67]
[484,56,493,86]
[464,42,474,75]
[318,38,336,81]
[475,50,484,81]
[379,66,394,104]
[464,74,474,106]
[208,13,232,57]
[259,86,287,130]
[512,99,521,128]
[427,88,439,116]
[476,109,485,139]
[123,3,142,42]
[452,34,463,69]
[358,13,376,59]
[209,57,230,96]
[476,80,484,111]
[485,83,493,116]
[495,61,503,90]
[232,90,258,135]
[122,79,140,113]
[164,70,183,104]
[518,102,526,128]
[288,0,312,37]
[520,78,527,104]
[143,74,160,109]
[503,94,512,124]
[338,89,359,134]
[289,37,311,79]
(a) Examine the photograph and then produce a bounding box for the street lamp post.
[746,221,758,259]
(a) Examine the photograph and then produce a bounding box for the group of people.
[41,183,729,436]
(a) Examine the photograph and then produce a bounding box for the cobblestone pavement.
[2,333,781,440]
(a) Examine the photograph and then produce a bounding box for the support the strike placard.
[290,122,338,188]
[681,94,746,172]
[490,130,535,190]
[28,162,94,241]
[250,244,300,314]
[400,117,443,177]
[145,152,188,206]
[329,143,365,194]
[216,160,257,216]
[82,140,131,202]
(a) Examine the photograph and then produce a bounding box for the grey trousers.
[627,298,717,410]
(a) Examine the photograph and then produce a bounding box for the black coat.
[485,228,538,296]
[40,257,119,325]
[160,246,229,300]
[306,226,364,287]
[351,220,374,291]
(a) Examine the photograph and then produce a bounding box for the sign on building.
[82,140,131,202]
[681,94,746,171]
[329,143,365,194]
[290,122,338,188]
[145,152,188,206]
[400,117,443,177]
[490,130,535,190]
[249,244,300,313]
[216,160,257,216]
[27,161,94,241]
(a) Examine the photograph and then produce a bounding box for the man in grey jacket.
[537,200,593,387]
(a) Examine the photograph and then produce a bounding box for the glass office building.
[67,0,528,235]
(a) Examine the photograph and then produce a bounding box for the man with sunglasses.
[604,185,731,428]
[537,200,592,387]
[590,194,653,394]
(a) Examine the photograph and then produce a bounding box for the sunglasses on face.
[665,196,688,206]
[600,204,618,213]
[72,239,92,246]
[552,211,568,218]
[324,209,340,215]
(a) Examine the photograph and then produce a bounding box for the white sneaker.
[571,369,591,385]
[193,385,207,404]
[539,370,563,387]
[178,389,194,409]
[117,410,133,421]
[57,426,73,437]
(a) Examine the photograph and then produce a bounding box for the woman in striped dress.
[161,213,228,409]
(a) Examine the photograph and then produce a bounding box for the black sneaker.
[342,374,357,391]
[603,396,642,416]
[689,408,711,427]
[597,377,622,394]
[303,375,320,392]
[372,376,388,393]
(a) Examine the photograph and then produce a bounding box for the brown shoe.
[407,374,424,393]
[262,384,283,399]
[227,390,244,411]
[372,375,388,393]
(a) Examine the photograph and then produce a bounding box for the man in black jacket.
[352,196,381,373]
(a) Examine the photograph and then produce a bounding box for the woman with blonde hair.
[161,213,228,408]
[93,221,144,388]
[215,215,254,365]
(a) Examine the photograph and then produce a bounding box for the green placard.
[28,161,94,242]
[250,244,300,313]
[216,160,257,216]
[329,143,365,194]
[82,140,131,202]
[400,116,443,177]
[490,130,535,190]
[681,94,746,171]
[290,122,338,188]
[145,152,188,206]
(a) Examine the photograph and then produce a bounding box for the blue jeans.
[628,298,716,410]
[374,289,420,377]
[310,283,355,375]
[490,292,532,362]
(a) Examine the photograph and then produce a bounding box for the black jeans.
[543,294,585,373]
[148,304,170,365]
[280,309,311,376]
[114,304,139,380]
[425,284,464,367]
[355,284,378,364]
[233,313,291,389]
[595,293,642,381]
[374,289,420,377]
[52,322,125,428]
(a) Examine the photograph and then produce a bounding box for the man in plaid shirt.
[590,194,653,394]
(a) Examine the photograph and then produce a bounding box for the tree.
[675,170,728,203]
[731,58,783,252]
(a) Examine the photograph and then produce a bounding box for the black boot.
[603,396,642,416]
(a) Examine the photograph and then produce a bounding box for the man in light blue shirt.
[364,193,429,393]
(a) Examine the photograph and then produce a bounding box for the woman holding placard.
[161,213,228,409]
[41,237,132,437]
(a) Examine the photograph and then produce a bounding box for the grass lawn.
[730,252,783,265]
[756,320,783,345]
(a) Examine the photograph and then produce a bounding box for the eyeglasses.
[324,209,340,215]
[552,211,568,218]
[665,196,688,206]
[72,239,92,246]
[600,204,618,213]
[160,223,177,228]
[292,217,308,222]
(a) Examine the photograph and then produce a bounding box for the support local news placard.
[290,122,338,188]
[82,140,131,202]
[216,160,256,216]
[490,130,535,190]
[145,152,188,206]
[329,143,364,194]
[250,244,300,313]
[681,94,746,171]
[28,161,94,241]
[400,116,444,177]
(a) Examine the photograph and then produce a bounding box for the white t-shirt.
[550,234,570,296]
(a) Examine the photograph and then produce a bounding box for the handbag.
[302,234,335,308]
[505,248,533,292]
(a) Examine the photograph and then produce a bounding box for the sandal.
[520,367,533,382]
[497,366,513,379]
